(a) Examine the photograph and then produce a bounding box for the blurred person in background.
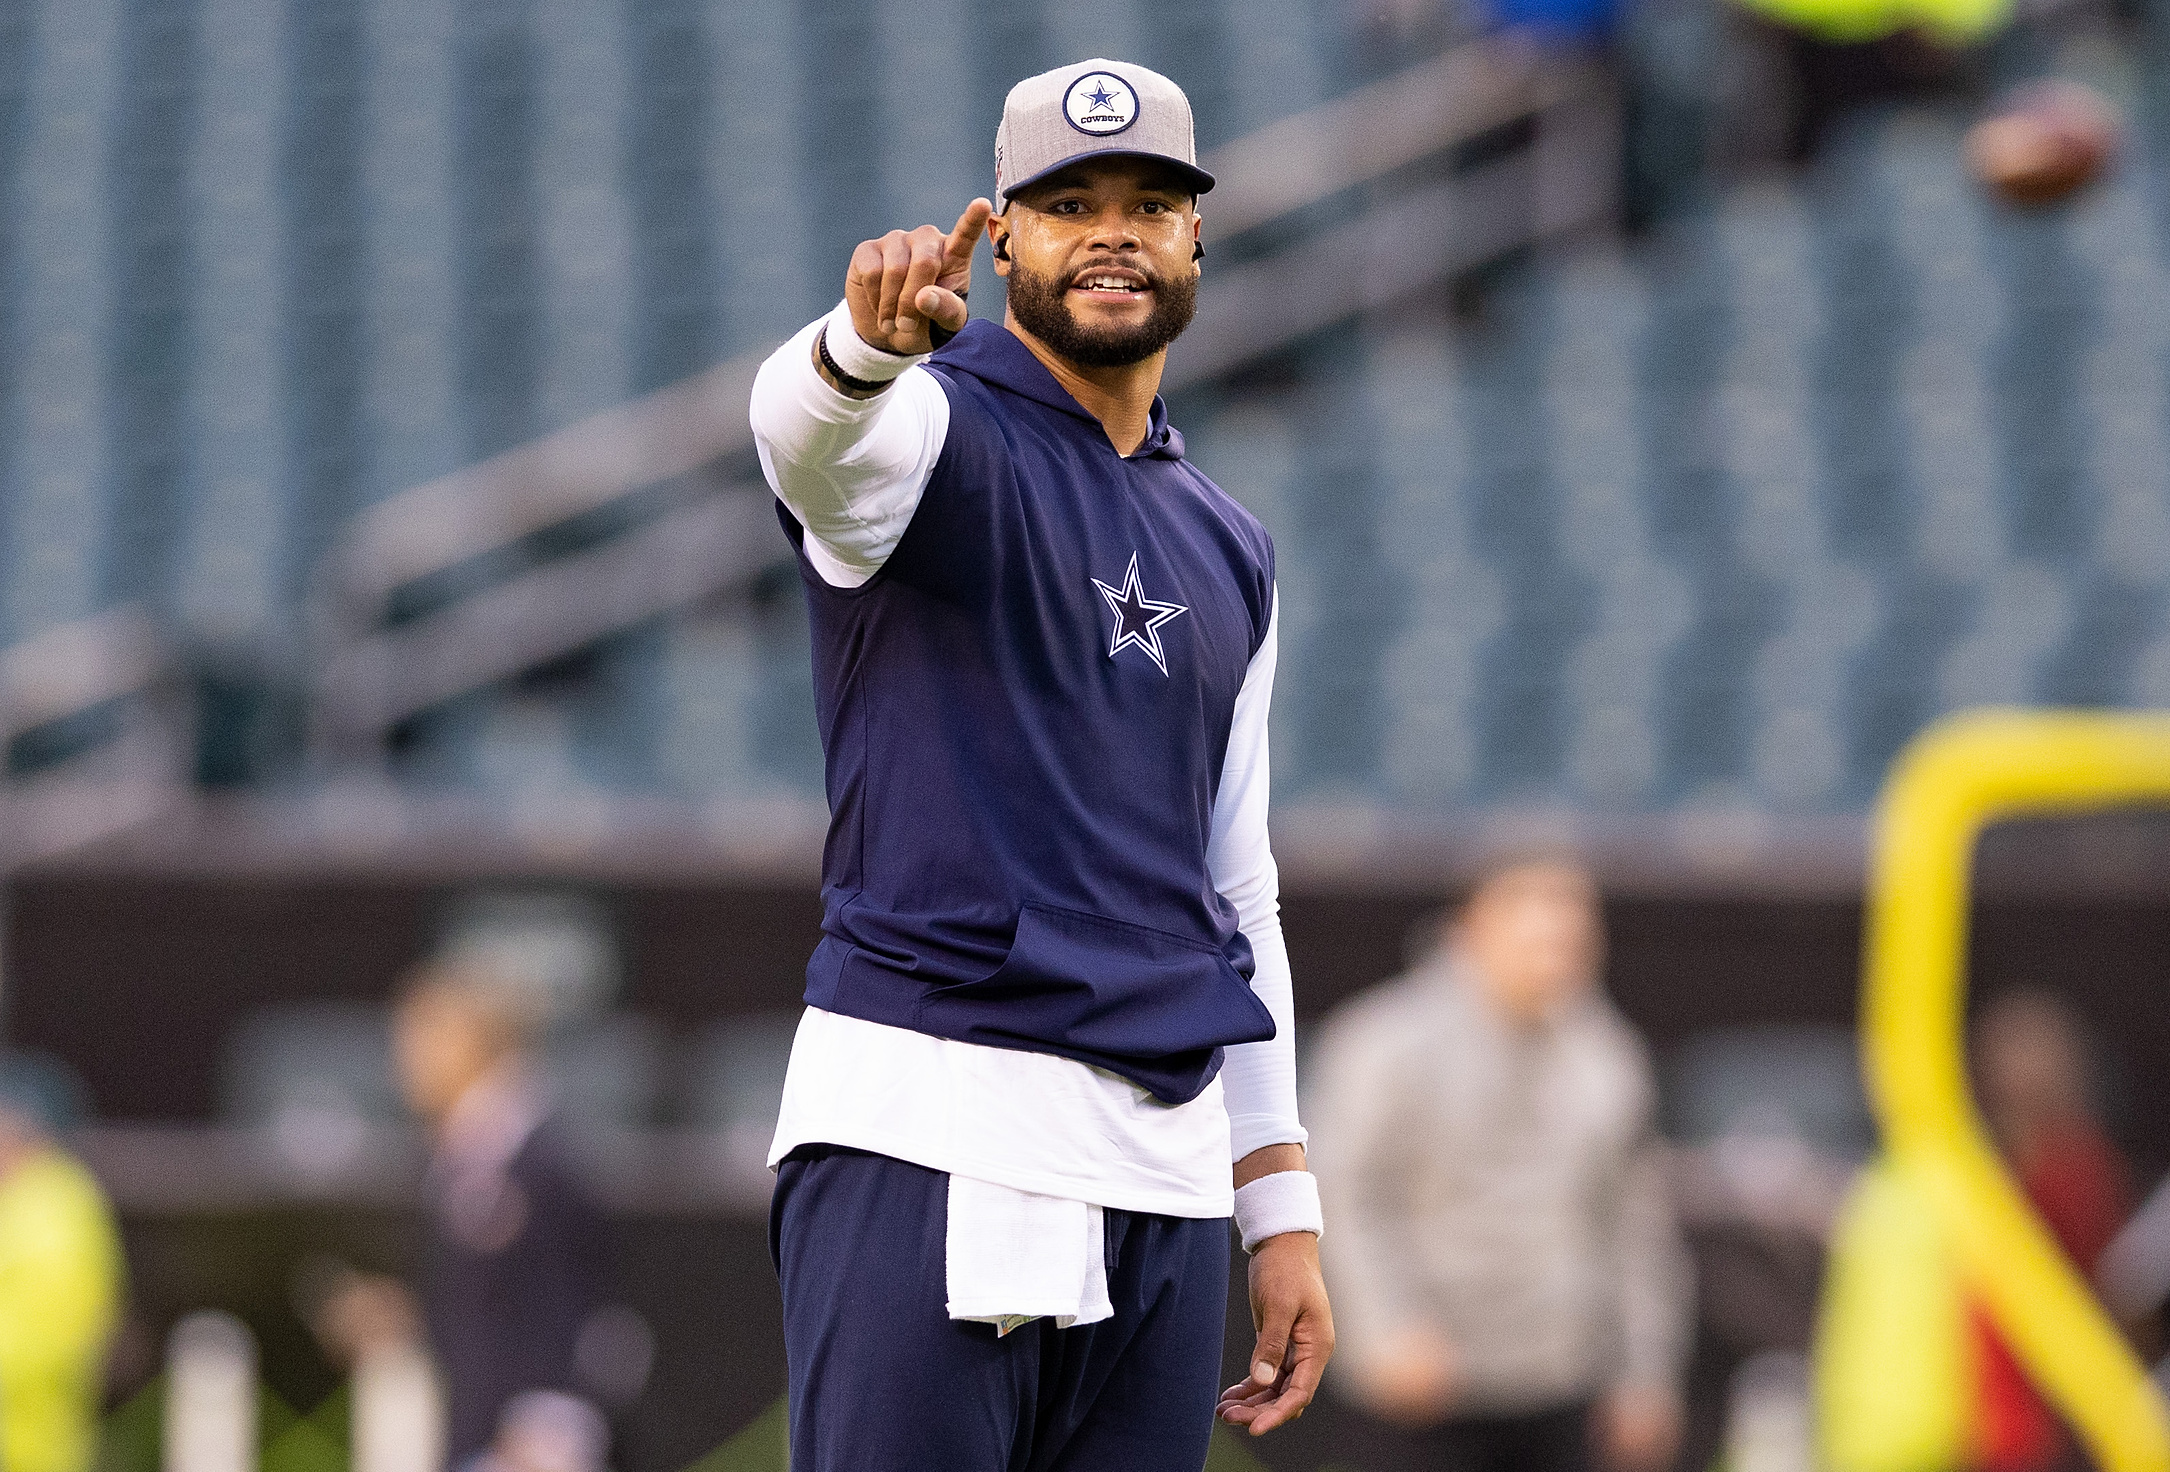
[322,958,609,1472]
[1708,0,2005,167]
[1736,19,1979,162]
[1310,858,1692,1472]
[0,1068,121,1472]
[397,957,609,1472]
[1968,989,2130,1472]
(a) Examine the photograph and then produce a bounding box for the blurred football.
[1965,81,2121,208]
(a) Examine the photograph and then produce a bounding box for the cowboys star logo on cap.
[994,58,1213,209]
[1063,70,1138,137]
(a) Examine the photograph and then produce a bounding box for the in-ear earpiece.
[993,237,1011,262]
[1193,241,1205,263]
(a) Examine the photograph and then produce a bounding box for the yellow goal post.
[1863,709,2170,1472]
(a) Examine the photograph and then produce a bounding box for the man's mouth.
[1070,267,1152,302]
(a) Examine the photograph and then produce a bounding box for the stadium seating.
[0,0,2164,819]
[1195,103,2170,812]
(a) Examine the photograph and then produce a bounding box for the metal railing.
[0,607,186,863]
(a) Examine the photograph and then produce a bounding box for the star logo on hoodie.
[1093,552,1188,676]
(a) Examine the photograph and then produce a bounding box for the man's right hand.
[1356,1323,1463,1429]
[845,198,993,356]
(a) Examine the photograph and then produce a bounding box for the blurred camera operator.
[1309,858,1692,1472]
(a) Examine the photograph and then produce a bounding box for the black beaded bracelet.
[816,324,894,396]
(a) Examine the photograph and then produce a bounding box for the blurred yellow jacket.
[1731,0,2009,47]
[0,1148,122,1472]
[1814,1156,1972,1472]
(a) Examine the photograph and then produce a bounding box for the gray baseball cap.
[994,59,1216,210]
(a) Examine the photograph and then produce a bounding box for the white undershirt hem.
[770,1007,1236,1219]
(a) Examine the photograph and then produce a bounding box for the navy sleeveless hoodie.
[777,320,1278,1105]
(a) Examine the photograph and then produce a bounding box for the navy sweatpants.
[770,1145,1230,1472]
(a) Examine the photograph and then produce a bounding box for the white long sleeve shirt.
[755,314,1304,1219]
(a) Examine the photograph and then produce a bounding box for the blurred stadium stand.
[0,0,2155,897]
[0,0,1708,877]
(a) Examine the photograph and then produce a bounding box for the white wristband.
[822,298,927,384]
[1233,1170,1323,1254]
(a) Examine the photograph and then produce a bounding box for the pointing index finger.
[947,197,994,262]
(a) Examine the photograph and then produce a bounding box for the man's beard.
[1006,259,1198,369]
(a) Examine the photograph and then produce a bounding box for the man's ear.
[990,218,1013,274]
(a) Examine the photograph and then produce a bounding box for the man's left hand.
[1218,1230,1335,1437]
[1600,1384,1682,1472]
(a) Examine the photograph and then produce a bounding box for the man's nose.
[1085,207,1141,251]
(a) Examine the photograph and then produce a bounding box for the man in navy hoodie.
[750,57,1333,1472]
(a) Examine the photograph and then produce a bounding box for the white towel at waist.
[945,1174,1113,1335]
